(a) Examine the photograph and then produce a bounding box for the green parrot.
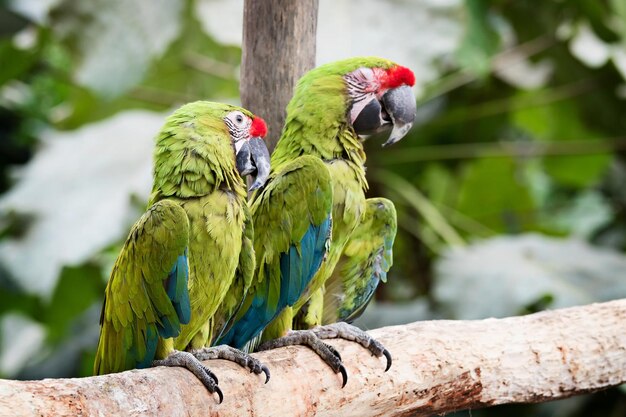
[93,101,271,402]
[219,57,415,385]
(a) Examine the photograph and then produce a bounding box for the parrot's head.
[153,101,270,198]
[288,57,416,147]
[223,109,270,190]
[343,61,416,146]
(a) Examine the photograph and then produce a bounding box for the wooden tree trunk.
[240,0,319,152]
[1,300,625,416]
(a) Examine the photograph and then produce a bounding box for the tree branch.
[1,300,625,416]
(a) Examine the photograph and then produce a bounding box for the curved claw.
[152,351,222,399]
[214,385,224,404]
[206,368,219,385]
[262,365,271,384]
[339,364,348,388]
[382,349,392,372]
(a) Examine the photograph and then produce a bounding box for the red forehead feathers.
[382,65,415,90]
[250,117,268,138]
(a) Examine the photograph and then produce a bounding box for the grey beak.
[235,137,271,191]
[381,85,416,147]
[248,137,271,191]
[236,141,255,176]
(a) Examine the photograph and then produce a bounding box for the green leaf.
[579,0,621,42]
[456,0,500,75]
[612,0,626,35]
[49,0,184,98]
[456,157,535,232]
[543,154,611,187]
[44,264,104,343]
[0,39,37,87]
[138,9,241,102]
[0,284,42,318]
[512,96,611,188]
[418,163,457,207]
[57,9,241,129]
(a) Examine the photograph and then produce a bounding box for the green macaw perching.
[93,101,271,402]
[219,57,416,386]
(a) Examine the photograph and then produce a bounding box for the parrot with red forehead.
[218,57,415,386]
[93,101,271,402]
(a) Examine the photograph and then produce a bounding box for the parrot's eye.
[224,110,250,140]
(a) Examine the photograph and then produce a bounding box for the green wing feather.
[94,199,190,374]
[322,198,397,324]
[210,204,255,345]
[218,155,333,349]
[171,191,247,351]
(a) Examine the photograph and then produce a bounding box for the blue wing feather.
[135,326,158,368]
[157,249,190,338]
[280,217,330,307]
[217,274,273,349]
[219,216,331,349]
[170,249,191,323]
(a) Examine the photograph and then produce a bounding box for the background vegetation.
[1,0,625,414]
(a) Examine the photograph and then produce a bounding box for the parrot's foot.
[191,345,270,383]
[257,330,348,388]
[311,322,392,371]
[152,350,223,403]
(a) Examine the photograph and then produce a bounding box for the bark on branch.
[1,300,625,416]
[240,0,318,152]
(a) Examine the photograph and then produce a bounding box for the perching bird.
[219,57,415,386]
[93,101,271,402]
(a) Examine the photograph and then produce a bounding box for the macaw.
[219,57,415,385]
[93,101,271,402]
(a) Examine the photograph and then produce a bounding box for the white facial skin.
[345,67,393,130]
[223,110,252,152]
[346,67,379,125]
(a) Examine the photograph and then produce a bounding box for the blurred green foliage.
[0,0,625,414]
[371,0,626,298]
